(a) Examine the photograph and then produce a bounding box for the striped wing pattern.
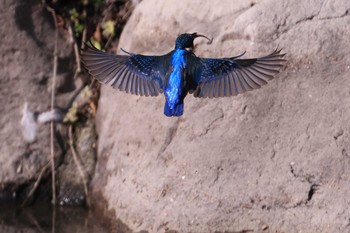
[81,44,170,97]
[192,49,286,98]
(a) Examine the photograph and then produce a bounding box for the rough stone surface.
[0,0,73,193]
[58,119,97,206]
[92,0,350,232]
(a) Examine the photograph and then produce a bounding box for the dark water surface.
[0,201,110,233]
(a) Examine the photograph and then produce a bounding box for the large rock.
[92,0,350,232]
[0,0,73,195]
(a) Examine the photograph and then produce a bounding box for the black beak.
[193,33,213,44]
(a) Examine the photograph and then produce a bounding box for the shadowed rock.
[91,0,350,232]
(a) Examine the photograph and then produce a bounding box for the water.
[0,200,111,233]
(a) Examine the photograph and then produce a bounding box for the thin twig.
[52,205,56,233]
[45,4,58,206]
[81,28,87,49]
[68,125,90,206]
[21,162,50,208]
[66,25,90,203]
[25,211,46,233]
[104,34,113,50]
[65,83,87,110]
[68,24,81,80]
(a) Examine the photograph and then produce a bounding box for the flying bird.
[81,33,286,117]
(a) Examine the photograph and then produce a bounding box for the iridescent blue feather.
[81,34,286,117]
[164,50,187,116]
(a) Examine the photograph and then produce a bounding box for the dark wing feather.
[81,43,171,96]
[190,49,286,98]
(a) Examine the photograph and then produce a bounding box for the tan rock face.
[92,0,350,232]
[0,0,72,189]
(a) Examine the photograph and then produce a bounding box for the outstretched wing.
[189,49,286,98]
[81,43,171,96]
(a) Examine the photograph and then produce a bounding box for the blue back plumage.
[81,33,286,117]
[164,49,187,116]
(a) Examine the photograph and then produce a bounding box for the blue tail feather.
[164,102,184,117]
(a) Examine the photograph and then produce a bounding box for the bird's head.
[175,32,212,50]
